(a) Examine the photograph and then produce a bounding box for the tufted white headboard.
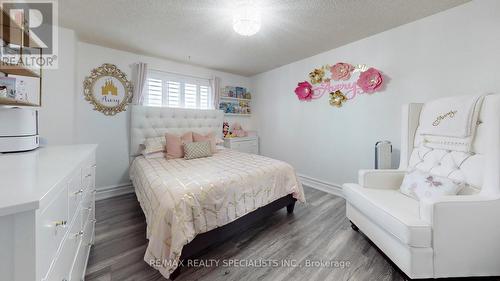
[130,105,224,157]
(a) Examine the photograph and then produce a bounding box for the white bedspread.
[129,149,305,278]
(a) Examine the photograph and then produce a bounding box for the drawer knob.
[74,189,84,195]
[75,230,84,237]
[55,220,67,227]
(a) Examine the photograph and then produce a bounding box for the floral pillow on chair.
[400,169,465,200]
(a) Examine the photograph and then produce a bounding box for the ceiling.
[59,0,469,76]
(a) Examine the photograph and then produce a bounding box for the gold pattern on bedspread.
[129,149,305,278]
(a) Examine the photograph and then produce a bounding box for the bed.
[129,106,305,279]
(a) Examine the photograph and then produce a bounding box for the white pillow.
[400,169,464,200]
[142,136,166,155]
[142,151,165,159]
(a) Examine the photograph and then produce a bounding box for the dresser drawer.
[70,218,95,281]
[37,182,69,279]
[81,192,95,228]
[42,210,83,281]
[82,164,95,191]
[68,169,84,221]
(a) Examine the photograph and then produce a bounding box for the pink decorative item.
[231,123,247,137]
[294,62,386,105]
[193,132,217,153]
[294,81,314,101]
[165,132,193,159]
[356,67,383,93]
[330,62,354,81]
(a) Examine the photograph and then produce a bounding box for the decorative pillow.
[143,151,165,159]
[400,169,465,200]
[165,132,193,159]
[142,136,166,155]
[184,141,212,160]
[193,132,217,153]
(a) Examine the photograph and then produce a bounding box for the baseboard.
[96,183,134,201]
[298,174,344,198]
[95,176,343,201]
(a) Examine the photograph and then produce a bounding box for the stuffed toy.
[223,122,230,138]
[231,122,247,137]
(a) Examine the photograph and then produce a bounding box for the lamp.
[233,1,261,36]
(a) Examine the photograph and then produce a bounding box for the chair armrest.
[419,195,500,274]
[419,195,500,223]
[358,169,406,189]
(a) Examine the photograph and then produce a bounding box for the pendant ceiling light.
[233,1,261,36]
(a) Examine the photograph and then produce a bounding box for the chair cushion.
[343,183,432,247]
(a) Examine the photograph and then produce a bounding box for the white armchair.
[343,94,500,279]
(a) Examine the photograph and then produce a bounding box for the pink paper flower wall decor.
[330,62,354,81]
[294,81,314,101]
[356,67,383,93]
[294,62,387,106]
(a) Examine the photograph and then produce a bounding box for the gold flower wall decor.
[308,65,329,84]
[329,90,347,107]
[295,61,387,109]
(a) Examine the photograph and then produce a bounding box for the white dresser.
[0,145,97,281]
[223,136,259,154]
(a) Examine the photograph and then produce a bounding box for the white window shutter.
[145,70,212,109]
[146,78,162,106]
[184,83,197,109]
[166,81,181,107]
[199,86,209,109]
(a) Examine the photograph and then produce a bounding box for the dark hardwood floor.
[84,187,407,281]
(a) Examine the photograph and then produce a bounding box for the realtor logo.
[0,0,58,69]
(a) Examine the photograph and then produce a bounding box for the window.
[144,71,212,109]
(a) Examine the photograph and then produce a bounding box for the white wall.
[74,42,253,190]
[38,27,77,145]
[251,0,500,189]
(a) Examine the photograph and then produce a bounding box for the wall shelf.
[0,7,43,106]
[1,8,43,48]
[0,96,39,106]
[0,62,40,77]
[225,113,252,117]
[220,96,252,102]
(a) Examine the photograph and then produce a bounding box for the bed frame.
[171,195,296,279]
[129,106,297,278]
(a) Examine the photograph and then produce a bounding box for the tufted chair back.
[130,106,224,157]
[400,94,500,195]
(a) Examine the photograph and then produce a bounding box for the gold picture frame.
[83,63,134,116]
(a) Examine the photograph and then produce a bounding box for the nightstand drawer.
[224,137,259,154]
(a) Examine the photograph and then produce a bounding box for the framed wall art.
[83,63,134,116]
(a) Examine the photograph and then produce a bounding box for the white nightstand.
[223,136,259,154]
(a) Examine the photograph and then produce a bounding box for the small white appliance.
[375,140,392,169]
[0,107,39,153]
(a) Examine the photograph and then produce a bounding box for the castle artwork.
[94,76,124,106]
[101,79,118,96]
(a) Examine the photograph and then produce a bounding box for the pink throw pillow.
[193,132,216,153]
[165,132,193,159]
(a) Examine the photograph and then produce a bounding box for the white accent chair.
[343,94,500,279]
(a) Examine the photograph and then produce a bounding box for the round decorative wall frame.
[83,63,134,116]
